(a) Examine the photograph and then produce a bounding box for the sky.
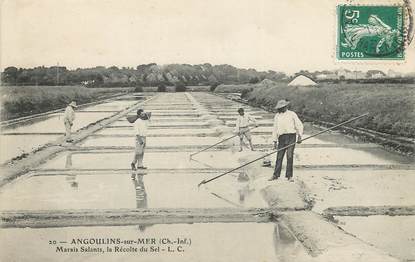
[1,0,414,74]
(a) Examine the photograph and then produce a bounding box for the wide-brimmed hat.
[69,101,77,108]
[237,108,244,112]
[274,100,290,109]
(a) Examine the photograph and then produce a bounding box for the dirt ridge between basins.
[0,95,158,187]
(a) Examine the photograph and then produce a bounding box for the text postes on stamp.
[337,5,404,60]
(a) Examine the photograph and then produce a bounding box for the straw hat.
[274,100,290,109]
[69,101,77,108]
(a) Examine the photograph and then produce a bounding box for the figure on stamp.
[342,14,401,54]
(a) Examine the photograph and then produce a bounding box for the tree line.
[0,63,287,87]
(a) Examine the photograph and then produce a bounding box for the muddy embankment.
[323,205,415,217]
[215,84,415,155]
[0,208,272,228]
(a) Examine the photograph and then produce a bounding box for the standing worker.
[131,109,150,171]
[64,101,77,142]
[235,108,258,152]
[269,100,303,182]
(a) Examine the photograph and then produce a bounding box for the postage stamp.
[337,5,405,60]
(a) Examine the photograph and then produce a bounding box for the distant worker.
[64,101,77,142]
[269,100,303,182]
[131,109,151,171]
[235,108,258,152]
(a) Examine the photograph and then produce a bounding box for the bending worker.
[64,101,77,142]
[235,108,258,152]
[131,109,150,171]
[269,100,303,182]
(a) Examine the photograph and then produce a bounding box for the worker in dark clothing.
[269,100,303,182]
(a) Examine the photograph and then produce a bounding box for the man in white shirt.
[269,100,303,182]
[131,109,150,172]
[235,108,258,152]
[64,101,77,142]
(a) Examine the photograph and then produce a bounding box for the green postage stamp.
[337,5,405,60]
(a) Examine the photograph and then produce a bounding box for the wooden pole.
[198,113,369,187]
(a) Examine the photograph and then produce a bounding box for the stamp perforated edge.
[332,0,414,64]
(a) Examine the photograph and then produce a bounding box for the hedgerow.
[234,83,415,138]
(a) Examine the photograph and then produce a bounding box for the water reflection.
[273,223,305,262]
[131,172,151,232]
[237,172,254,204]
[207,172,256,208]
[210,192,242,208]
[132,174,148,209]
[65,152,78,189]
[65,152,73,168]
[189,157,215,169]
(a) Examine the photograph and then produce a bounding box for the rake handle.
[191,126,258,158]
[198,113,369,187]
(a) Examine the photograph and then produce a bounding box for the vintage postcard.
[0,0,414,261]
